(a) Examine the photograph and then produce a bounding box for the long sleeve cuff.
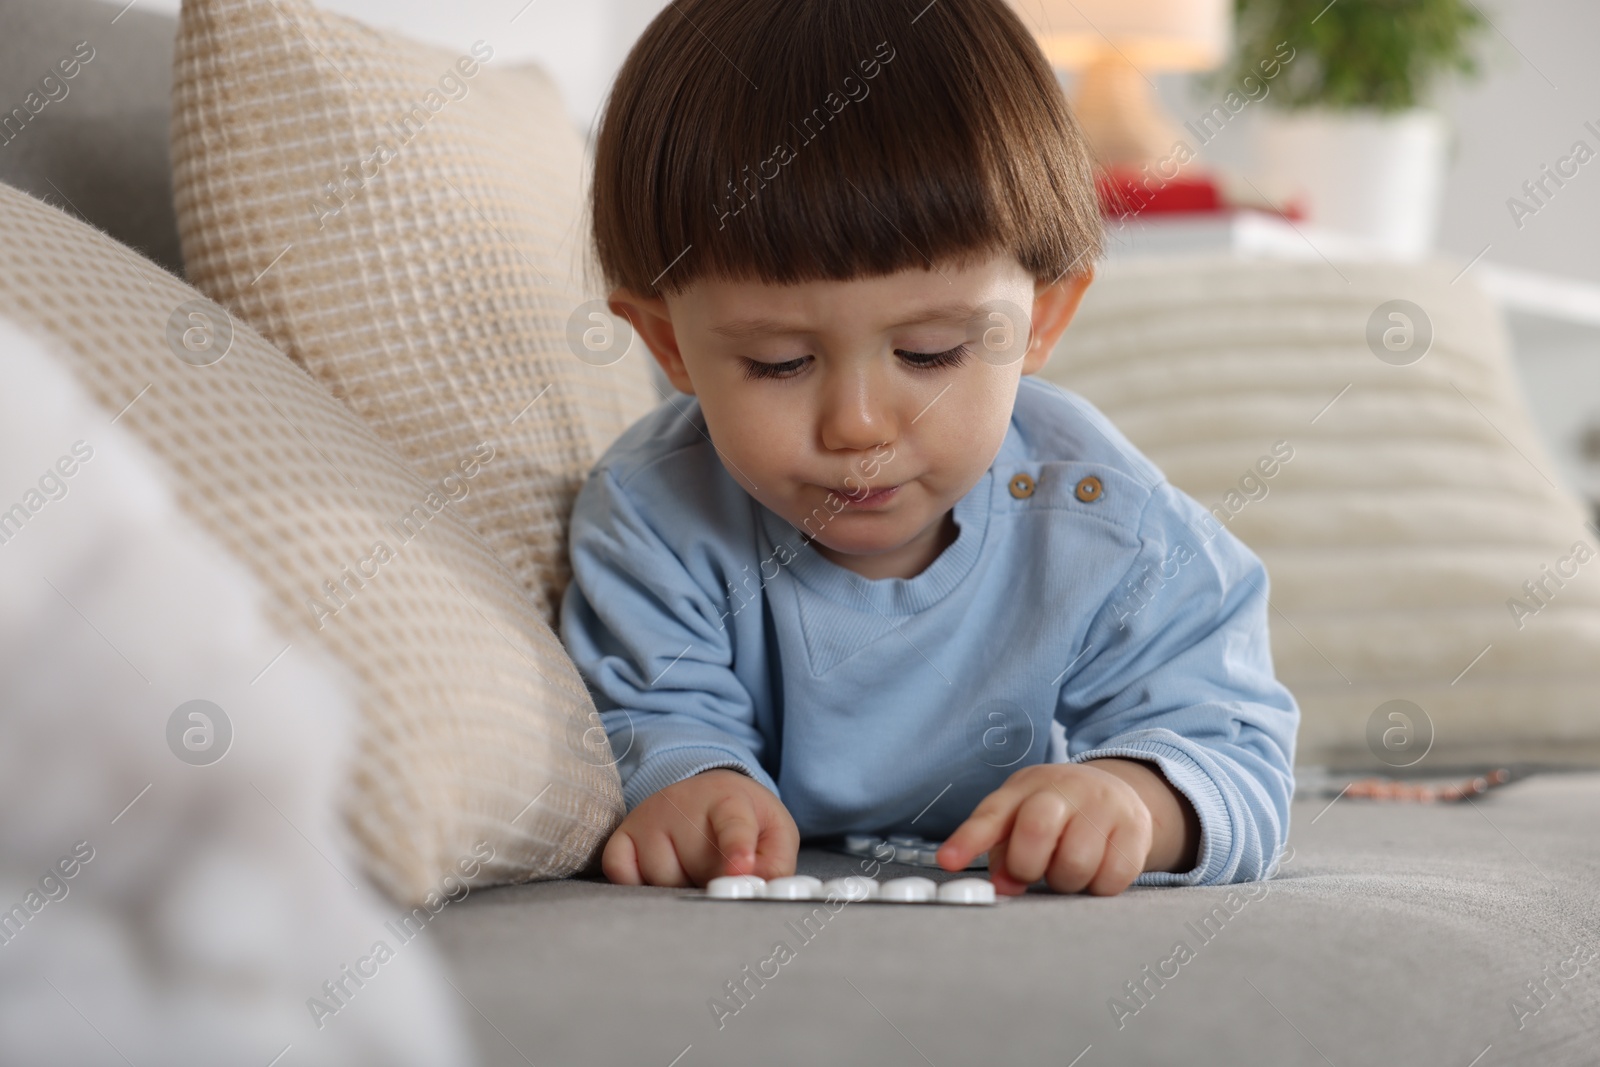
[1069,738,1233,887]
[622,743,780,812]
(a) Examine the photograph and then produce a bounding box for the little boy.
[561,0,1298,896]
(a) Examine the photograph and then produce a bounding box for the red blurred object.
[1098,167,1220,217]
[1096,166,1306,222]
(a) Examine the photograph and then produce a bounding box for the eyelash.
[740,343,971,381]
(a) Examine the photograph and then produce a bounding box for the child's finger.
[750,811,799,881]
[706,794,761,879]
[1084,822,1143,896]
[985,839,1031,895]
[999,790,1073,886]
[601,829,643,885]
[638,830,694,887]
[1045,810,1108,894]
[937,790,1023,870]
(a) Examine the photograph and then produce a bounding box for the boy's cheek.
[698,398,805,477]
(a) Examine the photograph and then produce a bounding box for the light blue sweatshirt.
[560,377,1299,886]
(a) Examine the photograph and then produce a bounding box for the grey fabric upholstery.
[435,771,1600,1066]
[0,0,183,275]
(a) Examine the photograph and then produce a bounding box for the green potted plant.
[1222,0,1489,256]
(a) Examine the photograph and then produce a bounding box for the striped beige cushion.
[170,0,656,625]
[0,184,624,905]
[1047,256,1600,769]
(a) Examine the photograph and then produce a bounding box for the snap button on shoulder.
[1074,475,1103,503]
[1008,472,1036,499]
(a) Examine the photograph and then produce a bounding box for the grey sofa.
[4,2,1598,1064]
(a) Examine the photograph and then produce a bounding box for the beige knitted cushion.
[0,184,624,905]
[1046,257,1600,770]
[170,0,656,626]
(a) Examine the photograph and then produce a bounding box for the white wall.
[1431,0,1600,285]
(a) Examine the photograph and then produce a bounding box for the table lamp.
[1008,0,1231,170]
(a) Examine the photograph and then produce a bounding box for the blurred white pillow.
[0,316,476,1065]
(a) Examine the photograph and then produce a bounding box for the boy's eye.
[896,342,970,370]
[741,355,812,381]
[738,342,970,381]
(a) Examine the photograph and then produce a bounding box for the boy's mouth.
[830,484,899,509]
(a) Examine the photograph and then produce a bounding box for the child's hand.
[937,760,1191,896]
[601,768,799,888]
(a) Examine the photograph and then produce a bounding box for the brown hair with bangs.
[589,0,1104,300]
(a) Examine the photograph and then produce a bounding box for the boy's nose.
[818,371,896,453]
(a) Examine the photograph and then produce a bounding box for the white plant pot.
[1252,108,1451,259]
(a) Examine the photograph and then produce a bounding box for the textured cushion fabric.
[434,772,1600,1067]
[170,0,657,626]
[0,0,185,275]
[1042,257,1600,769]
[0,182,625,905]
[0,315,472,1065]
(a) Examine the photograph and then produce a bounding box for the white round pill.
[844,833,880,854]
[764,875,823,900]
[936,878,997,905]
[706,875,766,900]
[879,876,937,903]
[888,834,921,847]
[821,876,879,902]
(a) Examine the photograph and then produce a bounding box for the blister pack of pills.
[699,874,997,906]
[828,832,989,870]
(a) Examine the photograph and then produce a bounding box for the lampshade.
[1013,0,1232,73]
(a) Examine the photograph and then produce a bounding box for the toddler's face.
[613,252,1090,579]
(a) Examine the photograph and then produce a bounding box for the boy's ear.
[1021,267,1095,376]
[608,288,694,395]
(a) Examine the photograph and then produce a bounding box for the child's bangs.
[590,0,1103,298]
